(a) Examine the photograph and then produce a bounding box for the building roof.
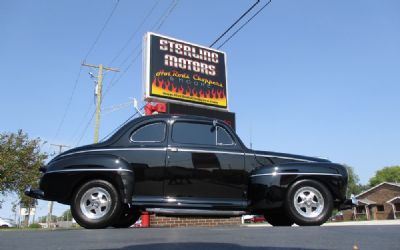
[386,196,400,204]
[356,182,400,198]
[358,198,377,205]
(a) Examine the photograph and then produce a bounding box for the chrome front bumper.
[24,186,45,200]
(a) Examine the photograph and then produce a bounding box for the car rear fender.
[41,154,134,204]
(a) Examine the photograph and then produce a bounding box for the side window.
[172,122,215,145]
[217,126,234,145]
[130,122,166,143]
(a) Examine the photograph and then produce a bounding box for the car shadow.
[94,242,325,250]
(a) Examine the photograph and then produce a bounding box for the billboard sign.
[144,32,228,109]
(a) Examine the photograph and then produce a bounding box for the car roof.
[126,113,228,127]
[99,113,233,145]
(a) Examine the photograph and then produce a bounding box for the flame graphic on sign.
[151,78,227,107]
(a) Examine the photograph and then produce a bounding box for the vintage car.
[26,114,352,229]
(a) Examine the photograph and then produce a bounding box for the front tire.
[285,179,333,226]
[71,180,122,229]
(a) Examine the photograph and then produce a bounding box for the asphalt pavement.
[1,225,399,250]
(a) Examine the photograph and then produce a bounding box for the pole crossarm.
[82,62,120,72]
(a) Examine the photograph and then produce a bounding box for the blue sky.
[1,0,399,219]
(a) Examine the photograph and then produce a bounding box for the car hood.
[250,150,331,163]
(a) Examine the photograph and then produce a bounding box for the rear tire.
[71,180,122,229]
[285,179,333,226]
[112,204,141,228]
[264,210,294,226]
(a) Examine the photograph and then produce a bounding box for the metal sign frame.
[143,32,229,110]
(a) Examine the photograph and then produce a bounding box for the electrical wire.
[102,0,180,97]
[108,0,161,65]
[51,0,120,147]
[209,0,260,48]
[70,101,95,144]
[52,66,82,143]
[75,51,140,146]
[76,110,96,146]
[83,0,121,61]
[100,104,146,142]
[216,0,272,49]
[74,0,180,145]
[103,49,142,98]
[152,0,179,31]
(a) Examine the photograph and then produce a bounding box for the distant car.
[26,114,354,229]
[0,218,16,228]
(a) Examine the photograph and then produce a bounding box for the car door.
[122,121,168,197]
[164,119,247,206]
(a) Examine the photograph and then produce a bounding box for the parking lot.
[1,224,399,250]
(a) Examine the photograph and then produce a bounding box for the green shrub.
[28,223,42,229]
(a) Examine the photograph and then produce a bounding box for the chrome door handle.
[167,147,179,152]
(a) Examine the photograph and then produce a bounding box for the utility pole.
[47,144,70,228]
[82,62,119,143]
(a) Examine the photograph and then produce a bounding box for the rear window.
[130,122,166,143]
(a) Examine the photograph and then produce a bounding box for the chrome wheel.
[293,186,324,218]
[80,187,112,219]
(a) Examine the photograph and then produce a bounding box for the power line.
[52,67,83,142]
[109,0,161,65]
[73,0,180,144]
[104,49,142,97]
[76,110,96,146]
[70,101,94,144]
[216,0,272,49]
[51,0,120,145]
[105,0,180,95]
[100,104,146,142]
[83,0,121,61]
[152,0,179,31]
[209,0,260,48]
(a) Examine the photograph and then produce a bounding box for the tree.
[345,165,366,196]
[369,166,400,186]
[0,130,47,216]
[59,209,72,221]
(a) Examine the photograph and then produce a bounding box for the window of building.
[395,203,400,212]
[377,205,385,212]
[130,122,166,143]
[356,206,365,214]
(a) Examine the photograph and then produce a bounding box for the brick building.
[149,214,242,228]
[346,182,400,220]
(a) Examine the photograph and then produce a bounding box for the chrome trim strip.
[61,147,167,158]
[250,172,342,178]
[176,148,244,156]
[46,168,133,174]
[61,147,315,162]
[246,153,314,163]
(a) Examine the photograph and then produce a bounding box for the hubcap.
[293,186,324,218]
[80,187,112,219]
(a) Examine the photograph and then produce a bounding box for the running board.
[146,208,246,216]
